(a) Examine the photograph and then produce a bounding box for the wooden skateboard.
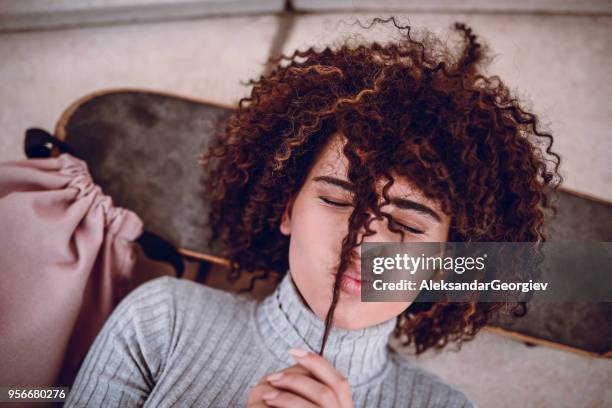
[48,88,611,359]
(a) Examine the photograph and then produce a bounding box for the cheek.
[287,200,347,301]
[291,200,346,257]
[428,223,450,242]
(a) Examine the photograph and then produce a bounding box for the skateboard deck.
[54,89,612,358]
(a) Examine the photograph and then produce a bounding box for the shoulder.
[389,349,477,408]
[126,275,251,308]
[126,275,252,335]
[66,277,253,405]
[133,275,249,307]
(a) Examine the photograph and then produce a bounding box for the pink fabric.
[0,153,144,387]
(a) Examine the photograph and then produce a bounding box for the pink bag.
[0,152,144,387]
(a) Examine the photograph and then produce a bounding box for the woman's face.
[280,132,451,329]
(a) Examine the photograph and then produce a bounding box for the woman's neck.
[252,270,398,389]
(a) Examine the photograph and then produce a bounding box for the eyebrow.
[313,175,442,223]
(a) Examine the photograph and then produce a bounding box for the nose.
[350,246,362,265]
[355,212,385,243]
[352,217,382,265]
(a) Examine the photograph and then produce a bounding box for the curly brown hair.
[199,17,562,355]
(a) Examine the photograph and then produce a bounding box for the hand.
[247,363,312,407]
[248,348,355,408]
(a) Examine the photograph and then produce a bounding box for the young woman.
[66,18,561,407]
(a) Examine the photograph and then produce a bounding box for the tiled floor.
[1,10,611,408]
[0,15,279,162]
[402,331,612,407]
[2,13,611,201]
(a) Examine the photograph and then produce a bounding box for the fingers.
[261,389,318,408]
[288,348,348,389]
[247,382,278,407]
[279,363,312,377]
[266,371,339,407]
[257,355,354,408]
[288,348,353,407]
[248,364,313,407]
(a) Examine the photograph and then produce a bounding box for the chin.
[327,302,373,330]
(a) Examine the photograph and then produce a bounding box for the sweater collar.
[253,270,397,388]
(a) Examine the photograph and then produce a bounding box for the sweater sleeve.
[65,276,175,407]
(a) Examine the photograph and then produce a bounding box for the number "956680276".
[1,387,68,402]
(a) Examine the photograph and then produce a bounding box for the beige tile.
[392,331,612,407]
[0,15,278,162]
[292,0,612,14]
[0,0,284,32]
[281,13,612,202]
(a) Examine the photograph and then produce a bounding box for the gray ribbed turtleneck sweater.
[66,272,476,407]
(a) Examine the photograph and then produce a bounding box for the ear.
[280,198,295,236]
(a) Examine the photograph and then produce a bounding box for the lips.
[340,274,362,297]
[343,270,363,281]
[331,270,366,297]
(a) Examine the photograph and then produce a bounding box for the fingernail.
[262,391,279,400]
[288,348,309,358]
[266,372,283,382]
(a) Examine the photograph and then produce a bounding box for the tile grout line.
[262,1,297,77]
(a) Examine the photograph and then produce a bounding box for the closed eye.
[319,196,351,207]
[388,218,425,235]
[319,196,425,234]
